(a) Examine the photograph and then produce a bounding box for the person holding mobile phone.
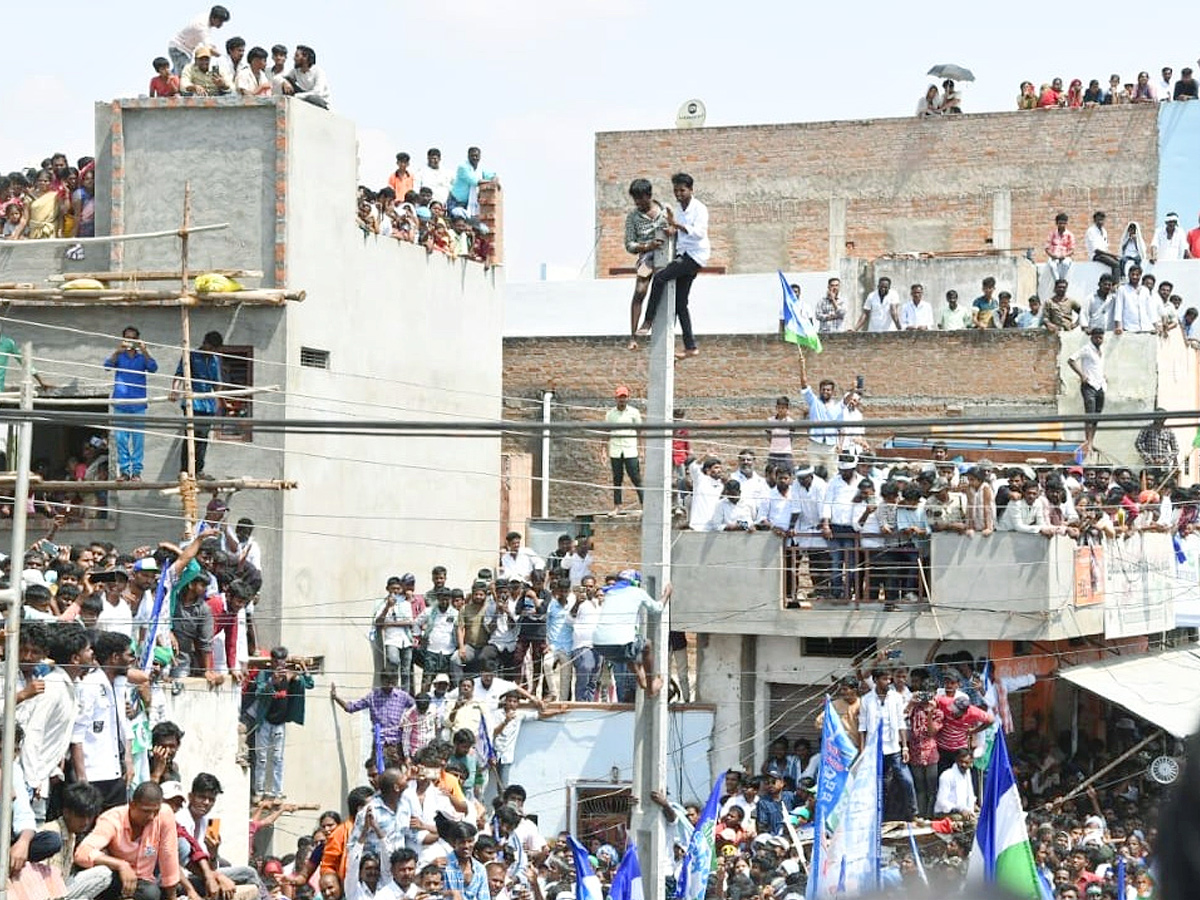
[105,325,157,482]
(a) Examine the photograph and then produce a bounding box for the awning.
[1059,648,1200,739]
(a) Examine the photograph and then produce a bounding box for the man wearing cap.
[592,572,671,701]
[605,386,643,514]
[925,479,968,534]
[179,46,230,96]
[934,681,993,772]
[1150,212,1189,263]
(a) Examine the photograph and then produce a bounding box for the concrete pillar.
[828,197,847,269]
[992,189,1012,253]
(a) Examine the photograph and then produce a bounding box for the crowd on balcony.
[356,147,497,264]
[1,153,96,240]
[675,651,1167,899]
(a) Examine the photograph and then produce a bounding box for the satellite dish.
[1148,755,1180,784]
[676,99,707,129]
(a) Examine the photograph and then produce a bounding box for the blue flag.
[779,272,822,352]
[675,769,726,900]
[1116,856,1126,900]
[807,697,860,899]
[568,836,603,900]
[611,839,644,900]
[138,573,169,670]
[477,711,498,766]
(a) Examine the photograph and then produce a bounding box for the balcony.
[668,531,1175,642]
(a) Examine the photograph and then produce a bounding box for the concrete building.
[502,101,1200,782]
[0,96,503,841]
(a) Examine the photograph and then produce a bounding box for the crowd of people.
[1,152,95,240]
[692,652,1167,899]
[1017,66,1199,109]
[157,7,330,108]
[356,148,497,265]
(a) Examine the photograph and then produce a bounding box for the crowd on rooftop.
[1017,66,1199,110]
[356,148,497,264]
[1,153,95,241]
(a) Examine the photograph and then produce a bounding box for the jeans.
[573,647,599,701]
[883,752,917,822]
[610,455,643,506]
[181,410,215,475]
[253,720,287,795]
[827,524,857,599]
[114,415,146,477]
[99,876,161,900]
[384,645,414,694]
[169,48,191,76]
[11,828,62,866]
[1092,250,1122,280]
[594,644,637,703]
[643,254,701,350]
[911,761,939,818]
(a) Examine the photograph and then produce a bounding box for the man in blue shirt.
[447,146,497,217]
[170,330,224,478]
[104,326,158,480]
[442,821,489,900]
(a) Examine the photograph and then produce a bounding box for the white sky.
[4,1,1200,282]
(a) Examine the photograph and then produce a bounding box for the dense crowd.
[356,148,497,264]
[690,652,1168,899]
[1,153,96,241]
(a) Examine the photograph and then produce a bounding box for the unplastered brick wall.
[503,330,1061,518]
[595,105,1158,276]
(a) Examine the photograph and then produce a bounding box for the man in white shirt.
[855,277,900,332]
[214,36,246,88]
[1068,328,1106,451]
[999,482,1054,536]
[561,536,594,586]
[820,460,861,601]
[1113,266,1155,334]
[900,284,934,330]
[235,46,274,97]
[1083,274,1115,332]
[569,576,601,701]
[416,148,454,205]
[498,532,542,582]
[167,5,230,75]
[858,669,916,822]
[637,173,710,359]
[791,467,830,602]
[1150,212,1189,262]
[687,458,725,532]
[70,631,134,811]
[281,45,331,109]
[1085,210,1122,280]
[729,451,771,525]
[592,571,671,702]
[933,749,978,815]
[1158,67,1174,102]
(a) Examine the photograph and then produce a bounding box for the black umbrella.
[927,64,975,82]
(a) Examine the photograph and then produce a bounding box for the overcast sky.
[4,1,1199,283]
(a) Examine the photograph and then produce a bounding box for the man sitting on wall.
[180,46,230,96]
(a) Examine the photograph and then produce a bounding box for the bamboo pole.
[179,185,198,536]
[47,268,263,283]
[0,477,298,492]
[0,288,303,304]
[0,222,228,249]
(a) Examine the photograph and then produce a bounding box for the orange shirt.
[76,804,181,887]
[320,820,351,880]
[388,171,414,200]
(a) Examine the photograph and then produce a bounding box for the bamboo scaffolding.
[0,288,304,305]
[0,476,298,492]
[46,268,263,283]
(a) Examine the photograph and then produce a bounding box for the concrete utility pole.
[0,344,36,899]
[631,241,674,894]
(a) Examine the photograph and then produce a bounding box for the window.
[767,682,828,749]
[213,346,253,442]
[570,782,631,849]
[24,399,118,528]
[300,347,330,369]
[801,637,877,658]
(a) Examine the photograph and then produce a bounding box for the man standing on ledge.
[636,173,710,360]
[606,385,643,515]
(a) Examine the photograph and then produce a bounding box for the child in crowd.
[150,57,181,97]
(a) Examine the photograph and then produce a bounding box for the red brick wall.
[596,106,1159,276]
[503,330,1061,518]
